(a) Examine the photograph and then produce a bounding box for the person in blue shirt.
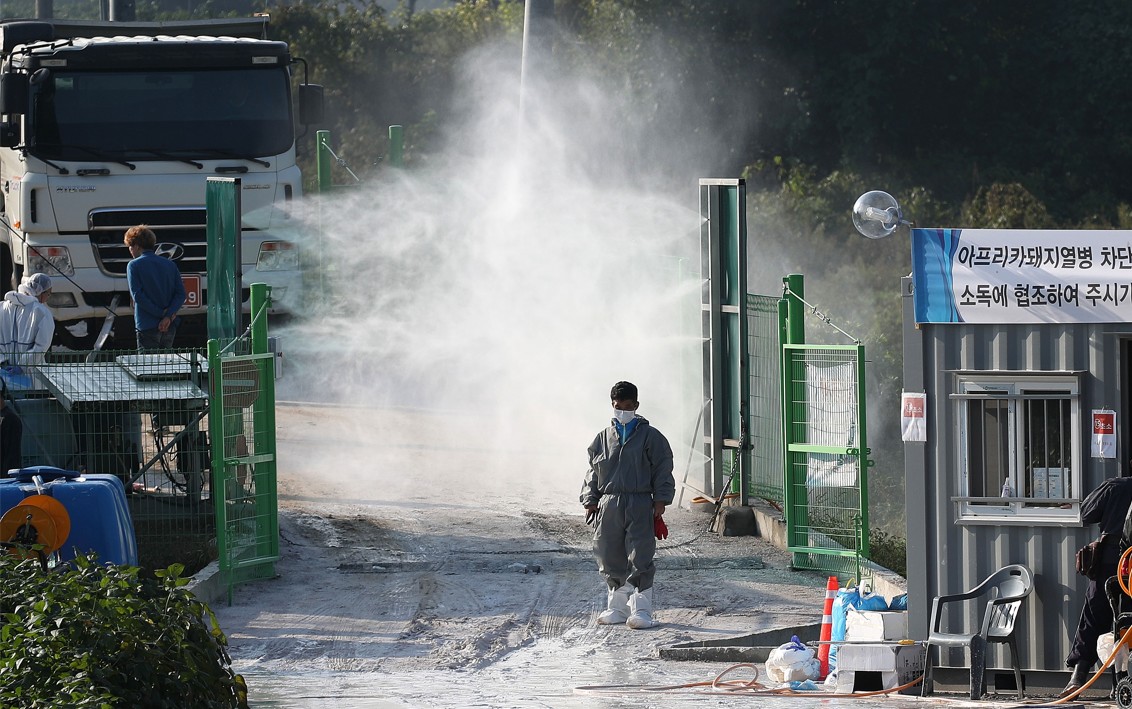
[124,225,185,351]
[580,381,675,629]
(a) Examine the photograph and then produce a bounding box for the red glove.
[654,515,668,540]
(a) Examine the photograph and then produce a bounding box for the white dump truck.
[0,17,322,347]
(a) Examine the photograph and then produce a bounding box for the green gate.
[208,284,279,603]
[782,343,870,579]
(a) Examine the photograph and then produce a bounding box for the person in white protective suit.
[0,273,54,367]
[581,381,675,629]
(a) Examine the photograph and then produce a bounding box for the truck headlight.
[256,241,298,271]
[28,246,75,276]
[46,292,77,308]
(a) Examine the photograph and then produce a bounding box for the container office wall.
[902,274,1132,688]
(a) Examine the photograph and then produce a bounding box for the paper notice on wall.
[901,393,927,442]
[1092,409,1117,458]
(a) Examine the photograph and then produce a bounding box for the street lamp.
[852,190,911,239]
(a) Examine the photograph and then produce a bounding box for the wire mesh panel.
[1,349,214,573]
[782,344,870,579]
[209,340,278,600]
[746,294,784,505]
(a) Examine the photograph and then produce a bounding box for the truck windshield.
[30,68,293,162]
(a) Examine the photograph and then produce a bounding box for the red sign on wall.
[1093,409,1117,459]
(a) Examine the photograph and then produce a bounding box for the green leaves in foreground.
[0,554,247,708]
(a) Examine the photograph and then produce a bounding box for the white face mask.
[613,409,636,425]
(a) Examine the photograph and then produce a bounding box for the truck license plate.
[182,275,201,309]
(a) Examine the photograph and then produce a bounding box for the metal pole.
[206,337,230,599]
[519,0,554,119]
[249,282,277,570]
[315,130,331,296]
[782,273,806,565]
[784,273,805,346]
[387,125,403,168]
[108,0,134,21]
[316,130,332,194]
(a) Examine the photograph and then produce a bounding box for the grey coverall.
[580,415,675,592]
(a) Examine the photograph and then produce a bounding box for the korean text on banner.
[911,228,1132,324]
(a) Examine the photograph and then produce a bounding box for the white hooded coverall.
[0,290,54,365]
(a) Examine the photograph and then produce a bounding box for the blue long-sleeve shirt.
[126,251,186,331]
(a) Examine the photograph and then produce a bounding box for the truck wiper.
[130,148,203,170]
[183,148,270,168]
[33,143,136,170]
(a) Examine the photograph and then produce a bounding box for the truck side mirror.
[0,120,20,148]
[298,84,324,125]
[0,73,28,115]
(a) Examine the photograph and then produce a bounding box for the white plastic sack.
[765,635,821,684]
[1098,632,1129,674]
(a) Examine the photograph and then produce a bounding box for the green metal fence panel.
[746,293,784,505]
[209,284,278,602]
[1,349,214,573]
[782,343,870,579]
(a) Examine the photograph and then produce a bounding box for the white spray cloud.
[275,32,750,511]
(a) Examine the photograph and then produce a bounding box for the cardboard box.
[834,643,924,694]
[845,609,908,642]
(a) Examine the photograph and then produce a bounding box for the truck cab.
[0,18,322,347]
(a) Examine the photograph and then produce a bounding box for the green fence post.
[782,274,808,567]
[856,342,871,561]
[316,130,332,194]
[784,274,805,347]
[249,282,278,575]
[207,337,231,601]
[387,125,403,168]
[206,177,241,341]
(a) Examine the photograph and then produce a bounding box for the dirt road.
[212,402,967,708]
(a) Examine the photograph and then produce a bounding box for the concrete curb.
[659,622,823,662]
[186,560,227,606]
[748,499,907,601]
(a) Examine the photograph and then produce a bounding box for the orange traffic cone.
[817,575,838,678]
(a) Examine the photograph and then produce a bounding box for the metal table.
[36,360,207,412]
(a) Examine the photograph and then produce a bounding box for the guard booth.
[902,227,1132,694]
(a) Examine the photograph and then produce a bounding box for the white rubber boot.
[627,587,657,629]
[597,584,632,625]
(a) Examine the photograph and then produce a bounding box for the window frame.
[954,372,1082,523]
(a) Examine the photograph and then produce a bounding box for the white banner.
[804,362,858,488]
[912,228,1132,324]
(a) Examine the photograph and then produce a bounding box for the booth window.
[954,374,1080,522]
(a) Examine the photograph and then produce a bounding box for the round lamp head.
[852,190,905,239]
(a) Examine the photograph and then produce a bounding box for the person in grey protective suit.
[580,381,675,629]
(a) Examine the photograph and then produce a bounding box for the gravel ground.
[209,402,1099,708]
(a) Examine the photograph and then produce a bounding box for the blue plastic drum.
[0,466,138,565]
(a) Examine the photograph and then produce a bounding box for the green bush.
[868,528,908,579]
[0,553,247,708]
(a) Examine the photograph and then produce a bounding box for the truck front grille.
[90,208,208,276]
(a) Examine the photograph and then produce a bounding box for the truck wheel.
[8,262,21,292]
